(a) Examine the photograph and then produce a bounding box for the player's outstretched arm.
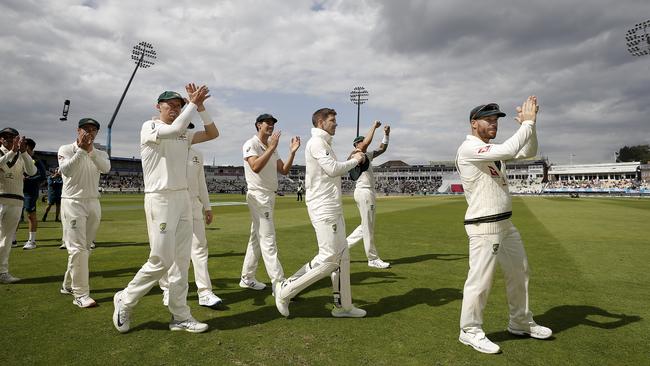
[372,125,390,158]
[247,131,280,173]
[514,96,539,159]
[311,139,362,177]
[356,120,381,153]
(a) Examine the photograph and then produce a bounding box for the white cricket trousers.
[346,188,379,261]
[61,198,101,297]
[160,196,213,296]
[241,190,284,286]
[460,221,534,333]
[278,214,353,309]
[0,203,22,274]
[121,191,193,321]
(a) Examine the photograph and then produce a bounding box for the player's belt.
[0,193,24,201]
[464,211,512,225]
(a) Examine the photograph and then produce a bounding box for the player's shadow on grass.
[92,241,150,248]
[487,305,642,342]
[208,250,245,259]
[386,253,468,266]
[363,287,463,317]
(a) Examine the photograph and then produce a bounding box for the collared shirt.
[140,119,194,193]
[58,142,111,199]
[242,135,279,193]
[305,128,358,221]
[456,121,537,234]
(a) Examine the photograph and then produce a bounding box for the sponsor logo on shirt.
[488,166,500,177]
[477,146,492,154]
[192,156,200,165]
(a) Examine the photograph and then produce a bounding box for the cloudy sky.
[2,0,649,166]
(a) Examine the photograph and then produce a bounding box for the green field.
[2,195,647,365]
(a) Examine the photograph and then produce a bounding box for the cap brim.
[478,110,506,118]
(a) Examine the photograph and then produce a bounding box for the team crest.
[160,223,167,233]
[264,212,270,219]
[70,219,77,229]
[192,156,200,165]
[332,223,337,232]
[492,243,499,255]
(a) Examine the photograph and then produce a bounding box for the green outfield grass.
[2,195,647,365]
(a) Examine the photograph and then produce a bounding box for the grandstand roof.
[548,162,639,174]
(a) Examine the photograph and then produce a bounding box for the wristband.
[198,110,214,125]
[382,135,389,144]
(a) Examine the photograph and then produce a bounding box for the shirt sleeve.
[309,139,358,177]
[514,124,538,160]
[460,121,535,162]
[21,153,37,176]
[140,103,196,144]
[57,145,79,177]
[89,149,111,174]
[243,140,261,160]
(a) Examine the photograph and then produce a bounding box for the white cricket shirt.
[242,135,279,193]
[305,128,359,221]
[354,151,375,190]
[0,146,37,206]
[58,142,111,199]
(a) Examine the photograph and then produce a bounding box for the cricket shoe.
[59,242,66,250]
[507,323,553,340]
[274,281,290,317]
[113,290,131,333]
[73,295,97,308]
[331,306,367,318]
[199,292,223,308]
[23,241,37,250]
[239,277,266,290]
[60,286,73,295]
[169,317,208,333]
[459,330,500,354]
[162,289,169,306]
[0,272,20,284]
[368,259,390,269]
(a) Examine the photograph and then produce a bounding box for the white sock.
[29,232,36,242]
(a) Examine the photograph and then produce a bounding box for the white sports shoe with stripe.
[239,277,266,290]
[459,330,500,354]
[0,272,20,284]
[331,306,367,318]
[73,295,97,308]
[169,317,208,333]
[507,323,553,339]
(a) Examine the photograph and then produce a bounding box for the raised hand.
[289,136,301,153]
[373,120,382,129]
[515,96,539,125]
[268,131,281,150]
[11,135,21,152]
[77,130,94,152]
[186,83,211,109]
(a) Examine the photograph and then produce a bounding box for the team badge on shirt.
[70,219,77,229]
[192,156,200,165]
[264,212,270,219]
[160,223,167,233]
[332,223,337,232]
[492,243,499,255]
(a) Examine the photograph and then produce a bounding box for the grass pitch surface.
[2,194,647,365]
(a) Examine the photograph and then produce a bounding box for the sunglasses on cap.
[471,103,501,120]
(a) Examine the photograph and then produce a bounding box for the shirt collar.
[466,135,488,143]
[311,128,332,144]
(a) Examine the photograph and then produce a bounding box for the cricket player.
[113,84,217,333]
[346,121,391,269]
[456,96,552,354]
[22,138,47,250]
[159,145,223,308]
[274,108,366,318]
[0,128,36,284]
[58,118,111,307]
[239,113,300,291]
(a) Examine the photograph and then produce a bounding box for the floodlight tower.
[349,86,369,137]
[625,19,650,56]
[106,41,156,157]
